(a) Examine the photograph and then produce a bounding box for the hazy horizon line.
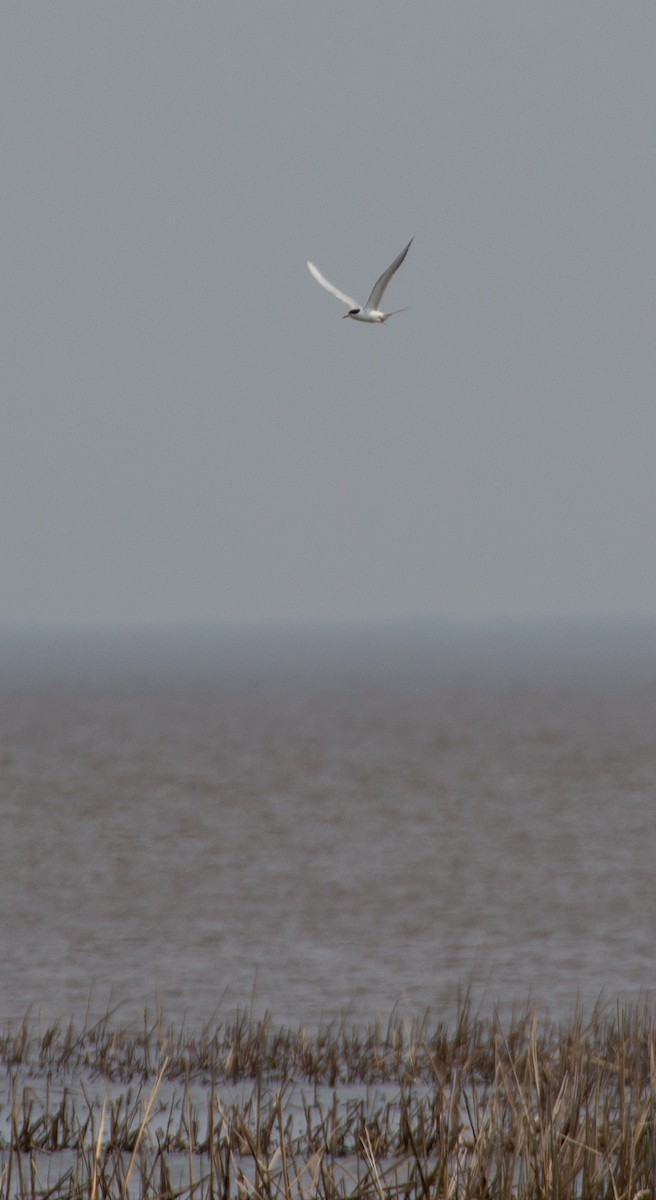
[1,610,655,634]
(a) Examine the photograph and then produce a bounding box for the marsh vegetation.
[1,998,655,1199]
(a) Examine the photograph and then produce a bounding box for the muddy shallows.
[1,1001,655,1199]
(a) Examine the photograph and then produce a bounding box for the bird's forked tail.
[381,307,410,322]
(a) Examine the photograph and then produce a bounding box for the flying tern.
[307,238,413,323]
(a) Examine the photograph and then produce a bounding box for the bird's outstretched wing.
[307,261,359,310]
[365,238,413,311]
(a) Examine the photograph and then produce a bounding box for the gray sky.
[2,4,654,624]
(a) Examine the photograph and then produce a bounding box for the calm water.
[1,618,656,1029]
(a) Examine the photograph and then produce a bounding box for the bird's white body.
[307,238,413,323]
[347,308,387,324]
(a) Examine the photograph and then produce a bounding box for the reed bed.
[1,999,655,1199]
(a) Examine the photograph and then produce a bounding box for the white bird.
[307,238,413,323]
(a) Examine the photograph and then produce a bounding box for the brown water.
[1,619,655,1029]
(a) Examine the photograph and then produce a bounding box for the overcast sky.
[2,4,654,625]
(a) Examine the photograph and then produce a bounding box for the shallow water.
[1,618,656,1028]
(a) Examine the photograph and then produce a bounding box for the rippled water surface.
[2,619,655,1028]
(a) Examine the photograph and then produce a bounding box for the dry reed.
[0,999,655,1199]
